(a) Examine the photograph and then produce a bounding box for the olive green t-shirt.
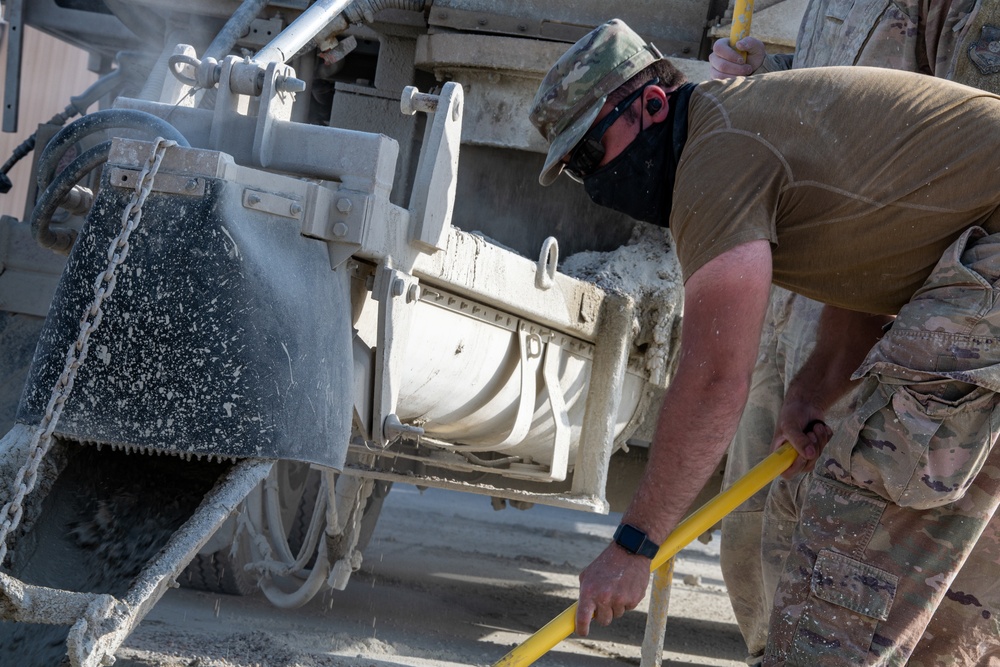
[670,66,1000,315]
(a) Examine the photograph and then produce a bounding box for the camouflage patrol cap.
[530,19,663,186]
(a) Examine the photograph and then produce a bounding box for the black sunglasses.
[563,78,660,182]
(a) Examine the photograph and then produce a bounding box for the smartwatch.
[613,523,659,559]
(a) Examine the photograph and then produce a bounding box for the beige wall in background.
[0,27,98,219]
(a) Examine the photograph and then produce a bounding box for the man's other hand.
[772,400,833,477]
[709,37,766,79]
[575,543,651,636]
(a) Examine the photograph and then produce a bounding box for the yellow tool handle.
[492,443,797,667]
[729,0,755,61]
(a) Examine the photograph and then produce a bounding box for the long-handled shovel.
[730,0,756,61]
[492,442,796,667]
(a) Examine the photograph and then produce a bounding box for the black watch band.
[613,523,659,559]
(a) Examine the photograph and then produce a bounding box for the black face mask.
[581,83,695,227]
[582,120,674,226]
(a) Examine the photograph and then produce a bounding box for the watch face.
[615,524,645,553]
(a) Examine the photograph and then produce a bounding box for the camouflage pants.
[720,285,826,663]
[764,228,1000,666]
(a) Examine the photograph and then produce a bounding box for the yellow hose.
[492,443,796,667]
[730,0,755,60]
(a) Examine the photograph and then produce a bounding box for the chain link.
[0,138,177,566]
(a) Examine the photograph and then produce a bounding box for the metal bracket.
[298,184,369,270]
[239,17,287,49]
[209,56,245,152]
[254,61,297,169]
[464,326,569,481]
[109,167,206,197]
[403,82,464,253]
[242,187,302,219]
[472,325,544,451]
[371,266,423,445]
[541,337,570,481]
[2,0,24,132]
[571,292,637,507]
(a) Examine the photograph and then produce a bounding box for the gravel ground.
[113,484,748,667]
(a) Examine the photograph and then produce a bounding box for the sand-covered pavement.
[115,484,747,667]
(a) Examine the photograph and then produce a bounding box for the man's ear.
[642,86,669,123]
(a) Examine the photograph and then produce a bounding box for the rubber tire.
[178,542,259,596]
[180,473,391,596]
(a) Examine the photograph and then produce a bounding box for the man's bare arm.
[775,305,891,476]
[575,239,773,635]
[623,241,774,542]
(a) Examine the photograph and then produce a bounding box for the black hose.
[0,135,33,193]
[0,68,126,194]
[31,141,113,254]
[36,109,189,194]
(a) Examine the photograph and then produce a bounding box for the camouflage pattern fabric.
[720,1,1000,663]
[528,19,661,186]
[760,465,810,653]
[952,0,1000,92]
[720,287,826,660]
[758,0,977,75]
[762,448,1000,665]
[906,512,1000,666]
[763,229,1000,665]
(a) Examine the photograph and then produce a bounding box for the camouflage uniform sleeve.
[948,0,1000,90]
[757,53,794,73]
[785,0,973,72]
[921,0,979,77]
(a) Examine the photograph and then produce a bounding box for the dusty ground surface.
[113,484,747,667]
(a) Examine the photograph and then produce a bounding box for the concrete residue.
[0,424,69,555]
[0,445,234,667]
[0,312,46,436]
[560,222,684,387]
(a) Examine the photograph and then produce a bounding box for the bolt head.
[336,197,353,213]
[290,202,303,215]
[332,222,348,237]
[391,279,405,298]
[406,284,421,303]
[401,86,419,115]
[279,76,307,94]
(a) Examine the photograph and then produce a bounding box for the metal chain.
[0,137,177,566]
